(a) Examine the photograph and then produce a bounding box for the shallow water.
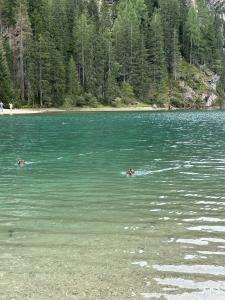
[0,110,225,299]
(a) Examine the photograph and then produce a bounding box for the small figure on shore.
[0,101,3,113]
[127,168,135,176]
[18,159,26,166]
[9,102,13,114]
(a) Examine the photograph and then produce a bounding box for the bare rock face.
[184,86,196,100]
[206,93,217,107]
[178,64,220,107]
[207,74,220,91]
[179,81,195,100]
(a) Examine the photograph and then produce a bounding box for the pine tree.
[179,0,189,56]
[94,2,117,102]
[87,0,99,29]
[14,0,32,103]
[65,0,78,60]
[148,11,166,85]
[0,39,14,102]
[2,0,18,27]
[114,0,147,86]
[185,7,201,64]
[67,56,81,97]
[130,32,149,99]
[27,0,50,38]
[204,13,224,71]
[0,0,224,107]
[49,47,65,106]
[159,0,180,79]
[73,13,95,92]
[33,33,52,107]
[50,0,66,55]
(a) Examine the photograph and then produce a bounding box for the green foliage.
[148,11,166,85]
[2,0,18,26]
[185,7,201,64]
[121,82,135,105]
[159,0,180,78]
[49,48,66,106]
[0,0,223,108]
[75,93,99,107]
[0,40,14,102]
[73,13,95,91]
[112,97,122,107]
[67,57,81,97]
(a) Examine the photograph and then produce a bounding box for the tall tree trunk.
[130,23,133,78]
[190,34,193,64]
[19,1,25,102]
[173,29,177,81]
[39,60,43,107]
[82,37,85,88]
[0,0,2,35]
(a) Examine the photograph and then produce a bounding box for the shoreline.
[0,105,218,115]
[0,106,167,115]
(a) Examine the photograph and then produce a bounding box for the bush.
[88,96,99,107]
[121,82,135,105]
[63,95,76,108]
[112,97,122,107]
[170,98,184,108]
[76,95,86,107]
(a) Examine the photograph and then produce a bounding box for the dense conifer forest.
[0,0,224,108]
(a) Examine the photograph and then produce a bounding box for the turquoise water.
[0,111,225,299]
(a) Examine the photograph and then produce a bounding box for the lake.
[0,110,225,299]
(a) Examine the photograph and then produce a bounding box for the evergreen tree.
[159,0,180,79]
[87,0,99,29]
[49,47,65,106]
[0,39,14,102]
[50,0,66,55]
[204,13,224,70]
[130,32,149,99]
[114,0,148,88]
[67,56,81,97]
[179,0,189,56]
[2,0,18,26]
[185,7,201,64]
[148,11,166,85]
[95,3,117,102]
[14,0,32,103]
[27,0,50,38]
[32,33,52,107]
[0,0,223,107]
[73,13,95,92]
[65,0,78,60]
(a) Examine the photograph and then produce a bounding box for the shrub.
[88,96,99,107]
[121,82,135,105]
[112,97,122,107]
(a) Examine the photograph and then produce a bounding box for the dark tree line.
[0,0,224,107]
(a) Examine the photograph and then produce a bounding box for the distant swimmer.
[127,168,135,176]
[18,159,26,166]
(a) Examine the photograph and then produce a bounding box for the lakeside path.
[0,106,168,115]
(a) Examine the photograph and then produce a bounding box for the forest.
[0,0,224,108]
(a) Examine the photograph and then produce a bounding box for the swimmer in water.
[127,168,135,176]
[18,159,26,166]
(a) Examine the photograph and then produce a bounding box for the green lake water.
[0,111,225,299]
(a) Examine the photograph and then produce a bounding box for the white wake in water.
[121,166,181,177]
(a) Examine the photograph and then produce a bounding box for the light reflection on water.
[0,111,225,299]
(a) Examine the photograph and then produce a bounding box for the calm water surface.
[0,111,225,299]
